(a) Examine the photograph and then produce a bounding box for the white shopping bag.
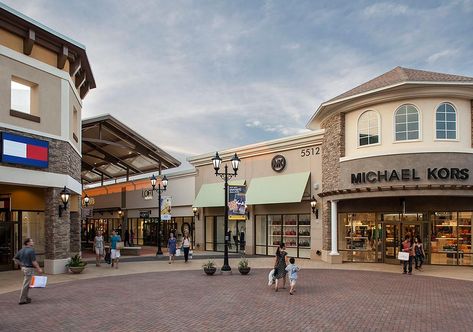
[267,269,275,286]
[30,275,48,288]
[397,252,409,261]
[176,249,181,256]
[189,250,193,259]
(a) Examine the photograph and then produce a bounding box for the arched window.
[358,110,379,146]
[394,104,419,141]
[436,103,457,140]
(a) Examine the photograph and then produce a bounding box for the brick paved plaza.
[1,268,473,332]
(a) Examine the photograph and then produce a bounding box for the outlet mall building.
[2,0,473,270]
[86,67,473,267]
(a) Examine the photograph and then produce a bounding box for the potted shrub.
[202,259,217,275]
[238,257,251,275]
[66,254,87,274]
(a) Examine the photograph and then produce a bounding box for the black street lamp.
[58,186,71,217]
[212,152,241,272]
[192,207,199,249]
[150,174,168,255]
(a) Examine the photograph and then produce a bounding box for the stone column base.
[44,258,69,274]
[321,250,343,264]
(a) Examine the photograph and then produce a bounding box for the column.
[44,187,71,274]
[330,200,339,256]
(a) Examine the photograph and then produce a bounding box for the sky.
[3,0,473,171]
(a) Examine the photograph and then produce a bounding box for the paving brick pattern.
[1,269,472,332]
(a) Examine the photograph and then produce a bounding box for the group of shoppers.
[270,243,300,295]
[401,233,426,274]
[167,232,192,263]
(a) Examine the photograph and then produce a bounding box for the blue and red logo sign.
[1,132,49,168]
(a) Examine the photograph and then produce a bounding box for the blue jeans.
[403,256,413,273]
[415,254,424,268]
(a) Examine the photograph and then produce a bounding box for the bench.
[120,246,142,256]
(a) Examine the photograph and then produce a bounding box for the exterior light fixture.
[59,186,71,217]
[84,193,90,207]
[311,196,319,219]
[118,209,123,217]
[192,207,199,219]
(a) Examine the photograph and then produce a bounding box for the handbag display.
[397,251,409,261]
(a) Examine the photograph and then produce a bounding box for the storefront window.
[339,213,379,262]
[431,212,472,266]
[21,212,45,255]
[256,214,310,258]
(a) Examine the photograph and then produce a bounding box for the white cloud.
[363,3,409,17]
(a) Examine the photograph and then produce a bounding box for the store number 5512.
[300,147,320,157]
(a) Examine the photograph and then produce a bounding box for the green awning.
[246,172,310,205]
[193,180,246,207]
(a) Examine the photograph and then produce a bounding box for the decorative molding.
[10,109,40,123]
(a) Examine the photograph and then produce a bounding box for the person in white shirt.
[182,234,191,263]
[285,257,300,295]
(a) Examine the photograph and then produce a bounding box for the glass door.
[0,211,14,271]
[384,223,399,264]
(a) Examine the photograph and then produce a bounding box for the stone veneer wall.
[45,187,71,259]
[70,210,81,255]
[321,113,345,251]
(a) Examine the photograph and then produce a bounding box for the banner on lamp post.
[228,185,246,220]
[161,196,172,221]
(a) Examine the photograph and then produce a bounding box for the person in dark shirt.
[13,238,42,305]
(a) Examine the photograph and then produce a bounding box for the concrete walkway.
[1,253,472,295]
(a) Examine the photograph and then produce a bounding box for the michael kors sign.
[271,155,286,172]
[351,167,469,184]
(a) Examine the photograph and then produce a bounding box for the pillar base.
[44,258,69,274]
[321,250,343,264]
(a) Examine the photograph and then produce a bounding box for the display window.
[431,212,473,266]
[255,214,311,258]
[339,213,381,263]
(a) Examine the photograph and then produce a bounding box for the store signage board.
[351,167,469,184]
[228,185,246,220]
[140,210,151,218]
[1,132,49,168]
[271,155,286,172]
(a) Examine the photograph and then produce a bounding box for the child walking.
[285,257,300,295]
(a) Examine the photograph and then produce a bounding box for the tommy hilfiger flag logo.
[1,132,49,168]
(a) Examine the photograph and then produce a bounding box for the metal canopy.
[81,114,180,184]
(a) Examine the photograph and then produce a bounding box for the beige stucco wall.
[0,28,70,74]
[0,54,62,136]
[69,87,82,151]
[345,97,472,158]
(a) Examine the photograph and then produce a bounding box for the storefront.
[83,169,195,249]
[189,131,324,258]
[307,66,473,265]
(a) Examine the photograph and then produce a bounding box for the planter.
[69,266,85,274]
[238,267,251,275]
[203,267,217,275]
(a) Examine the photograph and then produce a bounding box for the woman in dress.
[93,229,104,267]
[273,243,288,292]
[167,232,177,264]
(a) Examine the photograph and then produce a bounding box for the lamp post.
[211,152,241,272]
[150,174,168,255]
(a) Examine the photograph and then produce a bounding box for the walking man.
[13,238,42,305]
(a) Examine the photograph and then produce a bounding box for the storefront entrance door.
[0,211,14,271]
[383,221,422,264]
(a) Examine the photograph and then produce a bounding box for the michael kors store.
[189,131,324,259]
[322,153,473,266]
